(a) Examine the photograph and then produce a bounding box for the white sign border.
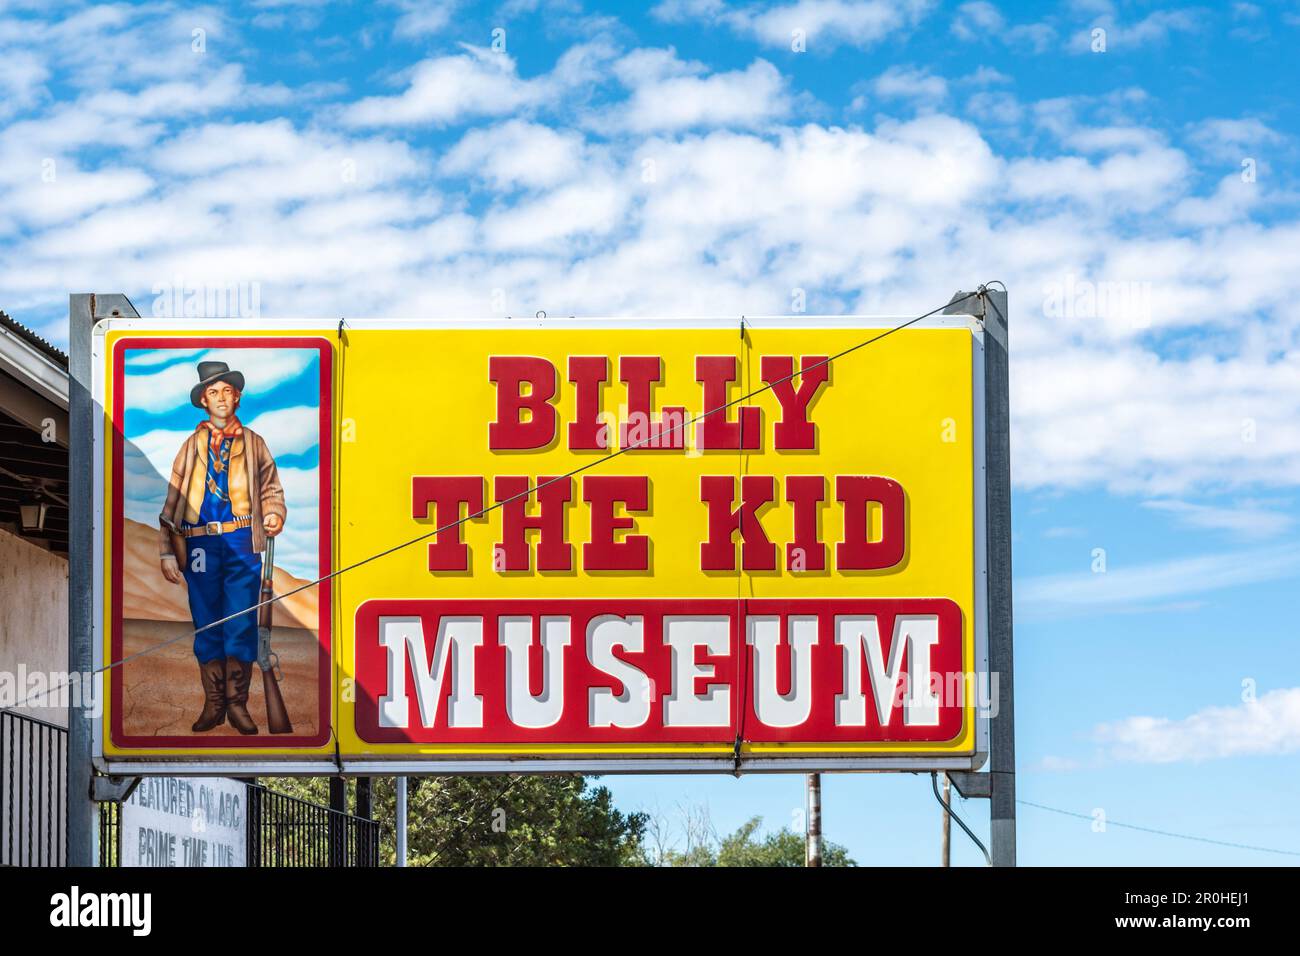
[93,315,989,776]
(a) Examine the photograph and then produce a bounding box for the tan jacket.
[158,425,286,557]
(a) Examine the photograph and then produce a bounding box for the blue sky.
[3,0,1300,865]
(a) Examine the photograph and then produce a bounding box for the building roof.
[0,310,69,554]
[0,311,67,369]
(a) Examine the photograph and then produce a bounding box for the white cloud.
[342,41,617,129]
[271,464,322,577]
[872,66,947,107]
[745,0,933,49]
[620,59,789,132]
[949,2,1056,52]
[7,166,154,228]
[653,0,934,51]
[1094,688,1300,763]
[129,427,193,485]
[344,46,543,127]
[1006,144,1189,211]
[482,177,628,250]
[950,1,1003,41]
[1013,345,1300,494]
[1187,117,1284,163]
[0,47,48,117]
[1070,9,1202,54]
[440,120,586,190]
[1017,545,1300,619]
[1141,499,1294,539]
[388,0,459,39]
[245,406,321,457]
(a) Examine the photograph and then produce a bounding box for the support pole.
[328,775,346,867]
[983,289,1017,866]
[941,773,951,867]
[356,777,372,819]
[805,773,822,867]
[67,294,95,867]
[356,776,373,865]
[68,293,139,866]
[395,776,408,867]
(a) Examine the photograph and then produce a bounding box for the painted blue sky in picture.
[3,0,1300,865]
[121,347,321,580]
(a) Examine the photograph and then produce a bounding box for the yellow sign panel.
[94,319,986,773]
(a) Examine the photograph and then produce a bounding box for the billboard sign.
[93,318,988,773]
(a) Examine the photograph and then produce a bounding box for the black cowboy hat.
[190,360,246,408]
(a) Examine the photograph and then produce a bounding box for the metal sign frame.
[77,309,1005,800]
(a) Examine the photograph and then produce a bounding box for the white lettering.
[663,616,731,727]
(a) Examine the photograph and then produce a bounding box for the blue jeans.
[182,526,262,663]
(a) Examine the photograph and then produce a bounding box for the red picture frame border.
[109,336,333,749]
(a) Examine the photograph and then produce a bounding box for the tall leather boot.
[192,659,227,732]
[224,657,259,735]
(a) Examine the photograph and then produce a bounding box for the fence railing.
[246,783,380,867]
[2,709,378,867]
[1,709,67,867]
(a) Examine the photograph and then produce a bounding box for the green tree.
[715,817,855,867]
[263,774,646,867]
[645,807,856,867]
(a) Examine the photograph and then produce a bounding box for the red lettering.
[761,355,828,450]
[700,475,776,571]
[836,476,905,570]
[695,356,760,450]
[583,476,650,571]
[494,476,573,572]
[413,477,485,572]
[567,356,608,450]
[489,356,557,450]
[619,356,686,451]
[784,475,826,572]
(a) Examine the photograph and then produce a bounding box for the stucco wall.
[0,526,68,726]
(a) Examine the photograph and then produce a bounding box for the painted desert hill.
[120,517,319,629]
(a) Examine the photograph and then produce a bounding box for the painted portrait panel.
[109,339,331,748]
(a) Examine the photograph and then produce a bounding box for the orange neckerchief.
[199,417,243,469]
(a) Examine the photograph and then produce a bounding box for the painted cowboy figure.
[158,361,286,735]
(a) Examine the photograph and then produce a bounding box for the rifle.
[258,537,294,735]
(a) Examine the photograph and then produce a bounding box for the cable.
[2,289,982,714]
[733,315,749,775]
[930,772,991,866]
[1017,798,1300,859]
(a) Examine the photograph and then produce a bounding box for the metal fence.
[245,783,379,867]
[2,709,379,867]
[1,709,67,867]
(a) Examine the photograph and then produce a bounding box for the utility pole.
[941,773,951,867]
[805,773,822,867]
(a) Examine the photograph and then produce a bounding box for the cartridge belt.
[183,515,253,538]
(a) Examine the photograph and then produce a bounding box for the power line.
[2,289,982,714]
[1017,798,1300,859]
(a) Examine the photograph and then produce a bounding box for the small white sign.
[121,777,246,867]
